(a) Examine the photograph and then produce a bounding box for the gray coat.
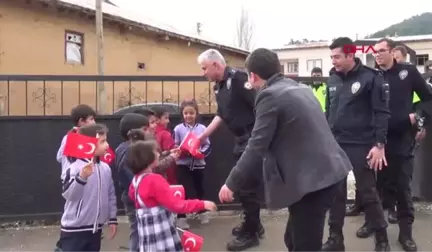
[225,74,352,209]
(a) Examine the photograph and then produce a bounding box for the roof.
[35,0,249,56]
[273,34,432,51]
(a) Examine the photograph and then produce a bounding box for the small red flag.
[182,230,204,252]
[63,132,98,159]
[101,148,115,164]
[179,132,204,159]
[169,185,185,200]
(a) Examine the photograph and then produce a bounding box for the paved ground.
[1,209,432,251]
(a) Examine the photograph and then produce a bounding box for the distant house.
[0,0,248,115]
[274,34,432,76]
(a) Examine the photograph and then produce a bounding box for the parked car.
[112,102,181,115]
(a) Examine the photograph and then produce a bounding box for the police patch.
[351,82,360,94]
[244,82,252,90]
[399,70,408,80]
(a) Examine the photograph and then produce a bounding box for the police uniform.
[311,83,327,112]
[214,67,264,251]
[322,58,391,252]
[374,60,432,251]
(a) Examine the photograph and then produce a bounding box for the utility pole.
[96,0,107,114]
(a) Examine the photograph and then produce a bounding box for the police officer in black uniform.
[321,37,391,252]
[196,49,264,251]
[359,38,432,252]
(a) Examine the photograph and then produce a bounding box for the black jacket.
[325,58,390,145]
[226,74,351,209]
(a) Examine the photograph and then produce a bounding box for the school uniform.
[57,158,118,252]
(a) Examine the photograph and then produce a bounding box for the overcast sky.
[116,0,432,49]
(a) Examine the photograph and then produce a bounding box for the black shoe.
[346,204,363,216]
[226,233,259,251]
[321,232,345,251]
[388,208,398,224]
[375,241,391,252]
[356,223,374,238]
[375,229,391,252]
[398,236,417,252]
[232,222,265,239]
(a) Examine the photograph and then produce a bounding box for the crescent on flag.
[184,237,197,249]
[174,190,182,198]
[84,143,96,155]
[104,153,112,161]
[187,139,193,147]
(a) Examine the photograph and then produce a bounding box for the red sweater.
[129,173,205,213]
[154,124,177,184]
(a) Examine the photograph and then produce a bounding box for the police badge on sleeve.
[399,70,408,80]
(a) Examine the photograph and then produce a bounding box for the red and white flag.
[179,132,204,159]
[181,230,204,252]
[169,185,185,200]
[101,148,115,164]
[63,132,98,159]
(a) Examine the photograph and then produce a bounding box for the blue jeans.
[122,193,139,252]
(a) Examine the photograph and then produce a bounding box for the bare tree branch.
[235,7,254,51]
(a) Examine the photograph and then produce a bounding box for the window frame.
[65,30,85,65]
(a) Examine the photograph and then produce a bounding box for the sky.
[115,0,432,49]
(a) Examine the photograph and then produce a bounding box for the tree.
[235,7,254,51]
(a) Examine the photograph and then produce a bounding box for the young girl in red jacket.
[127,140,217,252]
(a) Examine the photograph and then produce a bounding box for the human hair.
[311,67,322,75]
[126,140,158,174]
[180,99,199,115]
[70,104,96,126]
[119,113,149,140]
[134,108,156,117]
[78,123,108,138]
[329,37,354,52]
[245,48,281,80]
[152,106,169,118]
[127,129,155,142]
[394,45,407,57]
[377,38,397,50]
[197,49,226,65]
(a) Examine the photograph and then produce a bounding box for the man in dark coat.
[218,48,352,251]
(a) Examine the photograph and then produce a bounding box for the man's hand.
[415,128,427,141]
[108,224,117,240]
[409,113,416,125]
[366,146,387,171]
[79,162,94,180]
[218,184,234,203]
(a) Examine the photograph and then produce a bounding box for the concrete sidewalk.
[1,210,432,251]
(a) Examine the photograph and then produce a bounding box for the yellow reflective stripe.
[413,92,420,103]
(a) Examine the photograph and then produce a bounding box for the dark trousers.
[328,144,387,233]
[378,155,415,235]
[285,181,341,251]
[57,230,102,252]
[177,165,205,218]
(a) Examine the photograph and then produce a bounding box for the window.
[306,59,322,72]
[65,31,84,64]
[287,62,299,73]
[416,54,429,66]
[280,64,285,74]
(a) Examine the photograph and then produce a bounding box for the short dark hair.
[70,104,96,126]
[127,129,155,142]
[126,140,158,174]
[134,108,156,117]
[119,113,149,140]
[180,99,199,115]
[394,45,407,57]
[152,107,169,118]
[311,67,322,74]
[329,37,354,51]
[377,38,397,50]
[245,48,281,80]
[78,123,108,138]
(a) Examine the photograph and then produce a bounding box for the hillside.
[367,12,432,38]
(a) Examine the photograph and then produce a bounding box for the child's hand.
[108,224,117,240]
[79,162,94,180]
[170,148,181,160]
[203,201,217,211]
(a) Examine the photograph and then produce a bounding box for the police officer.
[310,67,327,112]
[360,38,432,252]
[196,49,264,251]
[321,37,391,252]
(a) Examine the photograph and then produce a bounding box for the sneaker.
[199,212,210,224]
[176,218,190,230]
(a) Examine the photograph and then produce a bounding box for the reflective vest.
[312,83,326,112]
[413,92,420,103]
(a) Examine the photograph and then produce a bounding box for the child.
[152,107,177,184]
[116,114,179,252]
[133,108,158,133]
[127,140,217,252]
[56,124,117,252]
[174,100,211,229]
[54,104,96,251]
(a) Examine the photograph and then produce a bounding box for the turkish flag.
[101,148,115,164]
[169,185,185,200]
[63,132,98,159]
[182,230,204,252]
[179,132,203,159]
